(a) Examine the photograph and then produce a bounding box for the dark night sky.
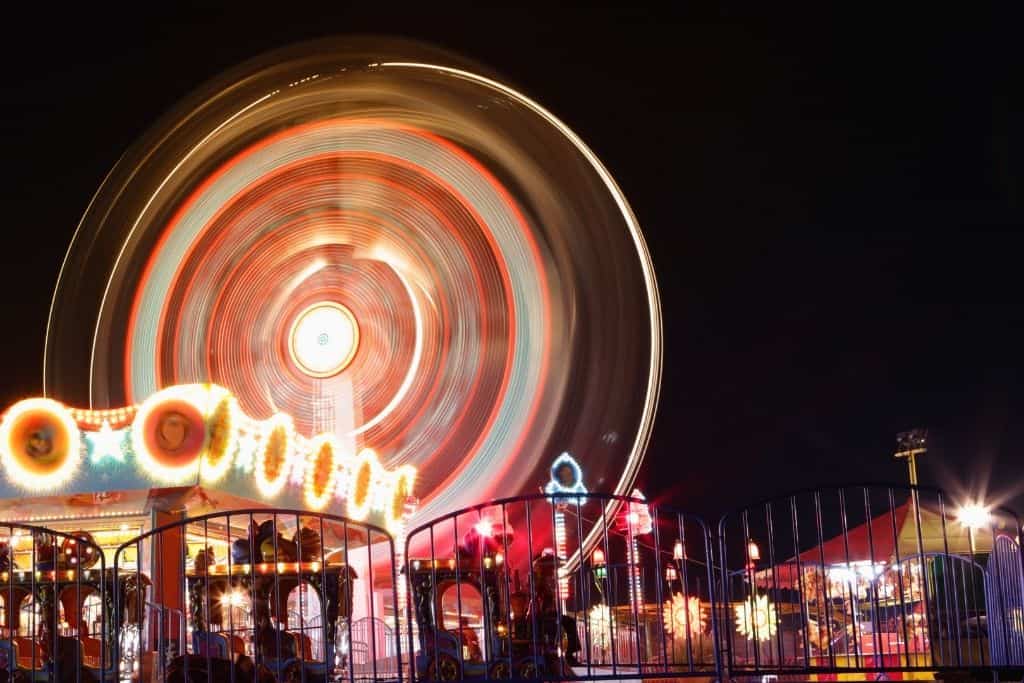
[0,5,1021,519]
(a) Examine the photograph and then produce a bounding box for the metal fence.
[112,508,400,682]
[403,492,719,683]
[717,484,1024,680]
[352,616,400,678]
[0,522,110,681]
[2,483,1020,683]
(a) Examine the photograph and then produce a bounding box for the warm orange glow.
[201,392,238,482]
[0,398,82,490]
[304,434,340,510]
[255,414,293,497]
[347,448,379,521]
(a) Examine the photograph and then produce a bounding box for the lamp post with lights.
[544,453,587,611]
[894,429,928,486]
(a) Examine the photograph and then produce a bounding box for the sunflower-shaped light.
[664,593,704,638]
[735,594,777,642]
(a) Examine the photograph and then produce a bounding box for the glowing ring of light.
[288,301,360,378]
[0,398,81,491]
[255,414,293,498]
[303,434,340,510]
[201,393,238,482]
[131,385,208,484]
[347,448,379,521]
[385,465,417,534]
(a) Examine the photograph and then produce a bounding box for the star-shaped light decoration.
[87,421,125,463]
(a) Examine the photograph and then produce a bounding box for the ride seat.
[13,636,42,669]
[192,630,230,659]
[80,635,102,668]
[289,630,314,660]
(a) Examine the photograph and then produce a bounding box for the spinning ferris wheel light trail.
[37,38,661,529]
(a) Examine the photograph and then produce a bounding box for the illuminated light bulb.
[673,540,684,561]
[288,302,360,378]
[592,548,606,566]
[747,541,761,562]
[957,502,992,530]
[474,519,493,537]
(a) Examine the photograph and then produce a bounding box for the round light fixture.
[288,302,359,378]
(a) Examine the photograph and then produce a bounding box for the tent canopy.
[756,500,998,588]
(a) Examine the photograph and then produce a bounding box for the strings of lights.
[0,384,415,529]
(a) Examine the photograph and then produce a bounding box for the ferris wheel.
[43,38,662,522]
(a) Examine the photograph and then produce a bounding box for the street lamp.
[957,502,992,556]
[894,429,928,486]
[957,502,992,530]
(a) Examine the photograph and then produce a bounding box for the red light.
[592,548,606,566]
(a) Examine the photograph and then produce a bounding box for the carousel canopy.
[0,384,415,533]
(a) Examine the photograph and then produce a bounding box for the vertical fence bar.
[765,501,784,670]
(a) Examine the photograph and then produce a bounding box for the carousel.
[0,37,662,682]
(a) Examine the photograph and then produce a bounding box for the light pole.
[545,453,587,611]
[894,429,927,486]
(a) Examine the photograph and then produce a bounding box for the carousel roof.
[0,384,415,533]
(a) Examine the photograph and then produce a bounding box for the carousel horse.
[231,520,306,564]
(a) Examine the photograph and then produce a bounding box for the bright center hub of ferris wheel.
[288,301,360,378]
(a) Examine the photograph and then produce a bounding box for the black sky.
[0,5,1021,519]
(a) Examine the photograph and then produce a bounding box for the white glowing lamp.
[957,502,992,530]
